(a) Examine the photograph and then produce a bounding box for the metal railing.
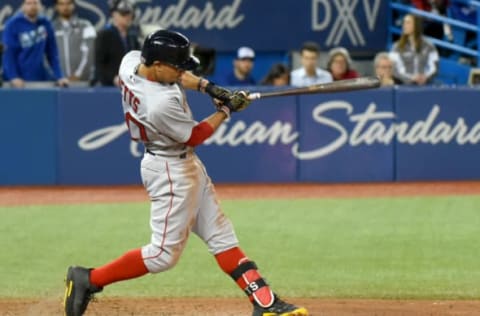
[388,0,480,65]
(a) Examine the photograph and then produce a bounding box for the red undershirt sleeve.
[184,121,215,147]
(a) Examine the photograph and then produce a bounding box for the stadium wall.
[1,86,479,185]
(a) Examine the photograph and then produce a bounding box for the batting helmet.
[141,30,199,70]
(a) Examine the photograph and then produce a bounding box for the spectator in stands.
[260,63,290,86]
[2,0,68,88]
[93,0,140,86]
[53,0,96,83]
[374,52,401,86]
[327,47,360,81]
[290,41,332,87]
[390,14,439,85]
[219,46,256,86]
[411,0,451,41]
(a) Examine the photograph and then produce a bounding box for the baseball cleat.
[63,266,102,316]
[252,295,309,316]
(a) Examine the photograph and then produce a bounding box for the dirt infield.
[1,182,480,315]
[2,181,480,206]
[2,297,480,316]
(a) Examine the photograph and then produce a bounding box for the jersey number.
[125,112,149,142]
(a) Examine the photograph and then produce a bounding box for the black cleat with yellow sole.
[63,266,102,316]
[252,295,309,316]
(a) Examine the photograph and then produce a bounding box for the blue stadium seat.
[435,57,471,84]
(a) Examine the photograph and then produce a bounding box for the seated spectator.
[260,63,290,86]
[53,0,96,82]
[374,52,401,86]
[290,41,332,87]
[327,47,360,81]
[93,0,140,86]
[219,46,256,86]
[2,0,68,88]
[390,14,439,85]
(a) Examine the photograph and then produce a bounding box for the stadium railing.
[388,0,480,83]
[389,0,480,63]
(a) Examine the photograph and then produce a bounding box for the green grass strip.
[1,196,479,299]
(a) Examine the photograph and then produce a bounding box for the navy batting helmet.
[141,30,199,70]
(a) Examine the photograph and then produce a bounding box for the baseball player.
[63,29,309,316]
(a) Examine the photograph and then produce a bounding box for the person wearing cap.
[220,46,257,86]
[290,41,332,87]
[93,0,140,86]
[327,47,360,81]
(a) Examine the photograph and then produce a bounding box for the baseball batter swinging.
[63,29,308,316]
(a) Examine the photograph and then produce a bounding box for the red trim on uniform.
[89,248,148,287]
[144,161,174,260]
[185,121,214,147]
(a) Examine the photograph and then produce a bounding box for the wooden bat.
[247,76,381,100]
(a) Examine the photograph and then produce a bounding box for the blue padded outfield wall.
[1,86,480,185]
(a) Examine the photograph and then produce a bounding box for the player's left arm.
[179,71,251,146]
[179,71,203,90]
[180,71,232,103]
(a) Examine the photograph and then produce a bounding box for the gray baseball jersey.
[118,51,239,273]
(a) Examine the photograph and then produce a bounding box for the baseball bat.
[247,76,381,100]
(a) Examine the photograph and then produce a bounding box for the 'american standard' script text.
[0,0,244,31]
[78,101,480,160]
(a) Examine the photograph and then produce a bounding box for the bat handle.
[248,92,261,100]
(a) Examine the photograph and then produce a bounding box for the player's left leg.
[192,171,308,316]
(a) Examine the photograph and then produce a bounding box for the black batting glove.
[204,82,232,103]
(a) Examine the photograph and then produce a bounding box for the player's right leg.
[193,171,309,316]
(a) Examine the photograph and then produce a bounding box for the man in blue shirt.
[2,0,68,88]
[290,41,332,87]
[220,46,257,86]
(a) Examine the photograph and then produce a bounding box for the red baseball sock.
[90,248,149,287]
[215,247,274,307]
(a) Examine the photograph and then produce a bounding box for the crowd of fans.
[1,0,140,88]
[0,0,475,89]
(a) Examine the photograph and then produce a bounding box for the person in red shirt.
[327,47,360,81]
[411,0,449,12]
[411,0,451,41]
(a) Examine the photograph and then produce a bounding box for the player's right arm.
[184,111,228,147]
[148,95,227,147]
[184,92,252,147]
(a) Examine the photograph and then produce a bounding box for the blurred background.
[1,0,480,185]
